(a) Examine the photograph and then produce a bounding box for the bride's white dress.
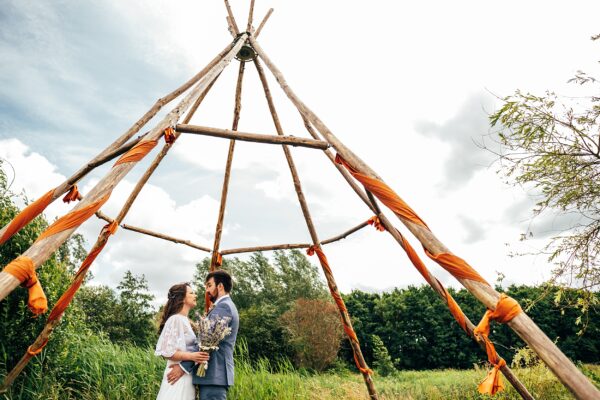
[155,314,197,400]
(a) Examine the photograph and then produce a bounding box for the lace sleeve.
[155,315,186,358]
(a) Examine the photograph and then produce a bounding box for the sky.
[1,0,599,306]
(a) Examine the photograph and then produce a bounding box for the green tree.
[75,284,128,343]
[116,270,156,347]
[489,55,600,313]
[371,334,396,376]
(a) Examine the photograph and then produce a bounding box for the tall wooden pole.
[253,57,379,399]
[246,0,256,32]
[210,61,246,270]
[223,0,240,36]
[0,36,248,303]
[0,41,238,244]
[254,9,273,38]
[249,36,599,400]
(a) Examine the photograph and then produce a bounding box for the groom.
[168,270,239,400]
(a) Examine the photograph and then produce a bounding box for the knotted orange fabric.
[3,256,47,315]
[306,245,373,375]
[114,139,158,166]
[367,216,385,231]
[36,192,111,243]
[474,294,522,395]
[215,252,223,267]
[0,189,54,245]
[62,185,80,204]
[27,339,49,356]
[164,127,176,144]
[335,154,488,285]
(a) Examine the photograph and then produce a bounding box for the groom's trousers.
[199,384,228,400]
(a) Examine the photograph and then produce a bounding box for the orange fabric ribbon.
[36,192,111,243]
[473,294,522,395]
[367,216,385,232]
[398,233,468,332]
[164,127,176,144]
[0,189,54,245]
[27,339,49,356]
[335,154,488,285]
[478,358,506,395]
[114,139,158,166]
[306,245,372,375]
[62,185,80,204]
[3,256,47,315]
[215,252,223,267]
[47,221,118,322]
[335,155,428,227]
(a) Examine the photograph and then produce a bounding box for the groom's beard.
[208,291,217,302]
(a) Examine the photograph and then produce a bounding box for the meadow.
[1,337,598,400]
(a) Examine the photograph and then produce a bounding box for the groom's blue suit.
[182,296,239,400]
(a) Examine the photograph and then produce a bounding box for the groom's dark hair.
[206,270,233,292]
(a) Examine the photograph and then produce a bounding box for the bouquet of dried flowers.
[194,314,232,377]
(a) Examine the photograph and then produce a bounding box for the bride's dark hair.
[158,283,190,334]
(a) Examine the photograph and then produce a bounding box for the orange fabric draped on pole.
[114,139,159,166]
[2,256,47,315]
[0,189,54,245]
[47,221,118,322]
[306,245,373,375]
[474,294,522,395]
[36,192,111,243]
[335,154,488,285]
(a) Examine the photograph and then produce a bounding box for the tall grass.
[1,337,598,399]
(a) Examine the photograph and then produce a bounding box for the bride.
[155,283,209,399]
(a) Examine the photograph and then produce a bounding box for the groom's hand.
[167,364,185,385]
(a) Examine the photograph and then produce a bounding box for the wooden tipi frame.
[1,3,599,399]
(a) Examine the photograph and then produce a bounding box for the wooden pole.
[221,220,371,255]
[95,212,211,253]
[0,36,247,303]
[122,224,211,253]
[176,124,329,149]
[222,243,309,255]
[246,0,256,32]
[253,56,378,399]
[0,41,238,245]
[250,37,599,399]
[223,0,240,36]
[210,61,246,270]
[255,8,273,38]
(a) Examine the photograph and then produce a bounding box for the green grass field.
[1,338,599,400]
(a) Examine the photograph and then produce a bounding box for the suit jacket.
[182,296,239,387]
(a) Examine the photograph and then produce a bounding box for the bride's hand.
[189,351,210,363]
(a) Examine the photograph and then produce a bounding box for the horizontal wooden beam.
[121,224,212,252]
[95,212,211,252]
[176,124,330,150]
[221,220,371,255]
